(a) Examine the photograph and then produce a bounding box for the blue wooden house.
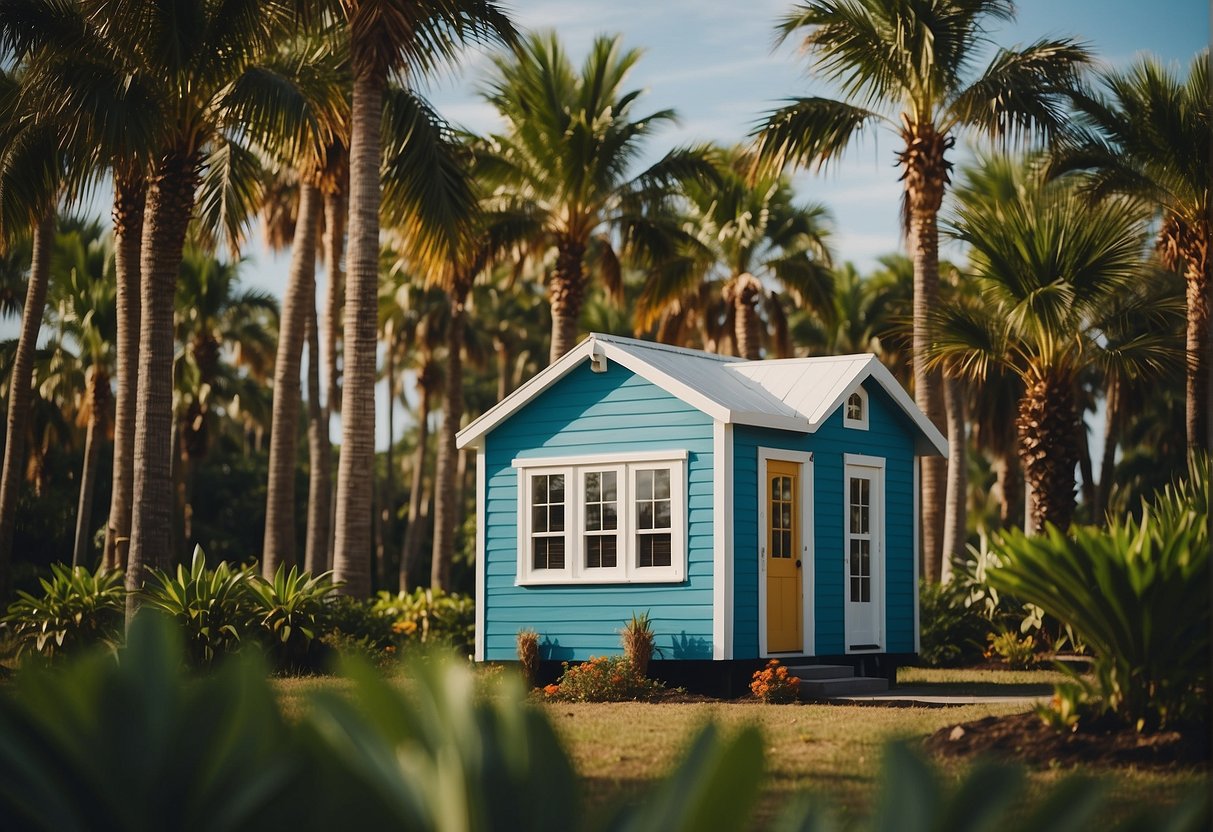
[457,333,946,682]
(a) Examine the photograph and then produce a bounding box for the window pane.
[548,537,565,570]
[861,578,870,603]
[850,505,861,534]
[585,504,601,531]
[782,531,792,556]
[638,502,653,529]
[585,472,600,501]
[638,535,653,568]
[602,471,617,500]
[586,537,601,569]
[533,506,547,533]
[550,475,564,502]
[533,476,547,503]
[655,499,671,528]
[601,536,617,568]
[637,469,653,500]
[603,504,617,530]
[533,538,547,570]
[851,577,860,601]
[550,504,564,532]
[850,547,859,578]
[651,533,671,567]
[654,469,671,499]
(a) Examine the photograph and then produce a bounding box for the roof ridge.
[589,332,741,363]
[729,353,875,369]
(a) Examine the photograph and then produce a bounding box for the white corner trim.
[913,457,921,655]
[474,450,486,662]
[756,446,815,660]
[712,422,734,660]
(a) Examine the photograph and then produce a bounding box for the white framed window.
[514,451,687,585]
[844,387,869,430]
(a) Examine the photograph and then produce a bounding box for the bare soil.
[924,711,1211,769]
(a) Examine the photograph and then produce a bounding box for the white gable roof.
[457,333,947,456]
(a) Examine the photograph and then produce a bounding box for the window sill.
[516,573,685,587]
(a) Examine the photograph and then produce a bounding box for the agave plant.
[140,546,252,666]
[2,564,124,660]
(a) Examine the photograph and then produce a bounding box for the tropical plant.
[2,564,124,661]
[987,456,1210,730]
[140,548,252,666]
[244,565,337,670]
[331,0,515,599]
[1050,51,1211,452]
[370,587,475,655]
[933,155,1176,531]
[752,0,1091,579]
[917,578,989,667]
[476,31,716,363]
[516,628,540,689]
[619,611,657,679]
[638,146,832,360]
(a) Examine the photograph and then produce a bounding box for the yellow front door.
[766,459,802,652]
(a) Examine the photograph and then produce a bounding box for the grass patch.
[275,667,1207,827]
[896,665,1069,697]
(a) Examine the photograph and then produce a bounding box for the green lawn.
[276,667,1207,828]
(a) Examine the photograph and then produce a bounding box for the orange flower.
[543,684,560,696]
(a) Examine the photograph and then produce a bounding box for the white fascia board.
[727,410,812,434]
[599,342,734,423]
[456,339,595,450]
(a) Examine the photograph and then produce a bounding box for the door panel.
[766,459,802,652]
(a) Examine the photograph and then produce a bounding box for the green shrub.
[917,578,990,667]
[320,595,399,663]
[244,566,337,671]
[544,655,665,702]
[989,456,1210,730]
[371,588,475,655]
[985,631,1039,670]
[141,547,252,666]
[2,564,124,661]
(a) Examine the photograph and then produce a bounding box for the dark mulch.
[925,712,1211,769]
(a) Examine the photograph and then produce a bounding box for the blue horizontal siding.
[482,361,715,661]
[733,380,919,658]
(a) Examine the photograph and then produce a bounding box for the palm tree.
[1049,51,1211,452]
[752,0,1091,580]
[477,31,717,363]
[0,65,62,595]
[332,0,515,597]
[933,155,1177,532]
[44,220,116,567]
[638,146,833,360]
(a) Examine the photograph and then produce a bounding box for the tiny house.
[457,334,946,685]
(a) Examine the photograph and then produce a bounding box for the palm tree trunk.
[900,120,950,582]
[379,327,396,588]
[549,240,585,363]
[732,274,763,361]
[494,336,510,402]
[941,374,966,583]
[1077,417,1096,515]
[263,180,322,577]
[104,170,145,572]
[431,294,465,591]
[333,69,384,596]
[305,295,332,574]
[1096,375,1119,521]
[993,452,1020,529]
[400,369,431,590]
[72,368,109,567]
[1184,257,1210,451]
[323,189,345,562]
[0,212,54,595]
[1017,370,1079,533]
[127,148,199,619]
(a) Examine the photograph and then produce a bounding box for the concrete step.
[798,676,889,698]
[781,663,855,681]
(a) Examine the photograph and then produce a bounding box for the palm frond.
[750,97,880,176]
[194,138,268,256]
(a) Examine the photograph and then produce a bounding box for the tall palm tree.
[933,155,1178,532]
[477,31,717,363]
[0,65,62,596]
[332,0,515,597]
[638,146,833,360]
[752,0,1091,580]
[1049,51,1211,452]
[44,220,116,567]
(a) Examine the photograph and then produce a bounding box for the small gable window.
[844,388,869,430]
[514,453,686,585]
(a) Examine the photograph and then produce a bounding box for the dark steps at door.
[782,663,889,698]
